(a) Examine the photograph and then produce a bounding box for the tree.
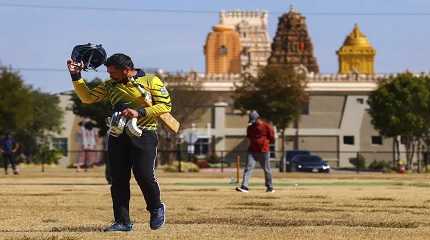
[233,65,308,172]
[0,67,33,132]
[70,78,111,137]
[368,73,430,170]
[0,67,64,159]
[18,90,64,158]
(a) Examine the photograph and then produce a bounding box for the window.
[301,101,309,115]
[371,136,383,145]
[343,136,355,145]
[219,45,228,56]
[269,143,276,159]
[356,98,364,104]
[194,138,209,155]
[52,138,68,156]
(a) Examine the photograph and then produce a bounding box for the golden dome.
[337,24,376,75]
[343,24,372,47]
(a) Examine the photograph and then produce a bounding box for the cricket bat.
[136,85,180,134]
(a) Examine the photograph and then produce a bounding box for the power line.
[13,67,69,72]
[0,3,429,16]
[8,67,107,73]
[0,3,218,14]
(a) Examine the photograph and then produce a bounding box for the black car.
[285,150,311,172]
[290,155,330,173]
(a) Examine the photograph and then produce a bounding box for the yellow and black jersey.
[73,71,171,130]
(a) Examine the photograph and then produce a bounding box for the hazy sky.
[1,0,429,93]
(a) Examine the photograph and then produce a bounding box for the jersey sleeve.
[144,76,172,117]
[72,79,107,104]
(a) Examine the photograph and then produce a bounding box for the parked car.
[285,150,311,172]
[290,155,330,173]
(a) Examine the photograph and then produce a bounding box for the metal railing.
[6,149,426,173]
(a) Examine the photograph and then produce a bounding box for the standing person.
[0,132,19,175]
[77,119,97,172]
[236,110,275,193]
[67,53,171,232]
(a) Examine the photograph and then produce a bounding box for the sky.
[1,0,430,93]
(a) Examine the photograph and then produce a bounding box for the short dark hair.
[105,53,134,70]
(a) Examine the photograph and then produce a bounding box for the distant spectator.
[77,119,98,172]
[0,132,19,175]
[236,111,275,193]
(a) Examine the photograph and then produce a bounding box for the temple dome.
[342,24,372,48]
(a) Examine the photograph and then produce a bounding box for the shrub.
[32,144,62,165]
[208,154,220,163]
[368,160,391,171]
[195,159,209,168]
[349,154,366,169]
[164,161,199,172]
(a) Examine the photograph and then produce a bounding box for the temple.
[337,24,376,74]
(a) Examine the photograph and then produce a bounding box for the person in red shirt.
[236,110,275,193]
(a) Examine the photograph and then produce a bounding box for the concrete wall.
[360,111,393,164]
[300,95,345,129]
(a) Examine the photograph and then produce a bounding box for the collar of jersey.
[111,69,146,85]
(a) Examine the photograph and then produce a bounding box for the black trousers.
[108,130,161,224]
[2,153,16,172]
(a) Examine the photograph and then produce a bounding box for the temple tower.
[204,24,241,74]
[337,24,376,75]
[220,10,272,76]
[268,6,319,73]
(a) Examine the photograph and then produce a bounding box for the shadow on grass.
[358,197,395,201]
[253,196,281,200]
[0,225,103,234]
[164,188,219,192]
[0,193,67,197]
[5,236,79,240]
[234,201,274,207]
[290,195,328,199]
[226,206,346,213]
[50,225,104,233]
[170,217,423,228]
[0,183,106,186]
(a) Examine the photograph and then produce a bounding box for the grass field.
[1,166,430,240]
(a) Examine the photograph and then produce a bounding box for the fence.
[8,149,427,173]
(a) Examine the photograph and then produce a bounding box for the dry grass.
[0,166,430,239]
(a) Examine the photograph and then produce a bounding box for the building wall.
[300,95,345,129]
[359,111,393,163]
[179,89,397,168]
[225,113,248,128]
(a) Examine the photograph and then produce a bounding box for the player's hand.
[122,108,139,118]
[67,59,83,74]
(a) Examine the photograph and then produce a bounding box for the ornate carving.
[268,8,320,73]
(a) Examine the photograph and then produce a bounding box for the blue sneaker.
[104,222,133,232]
[149,203,165,230]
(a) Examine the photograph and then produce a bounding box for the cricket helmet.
[71,43,107,71]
